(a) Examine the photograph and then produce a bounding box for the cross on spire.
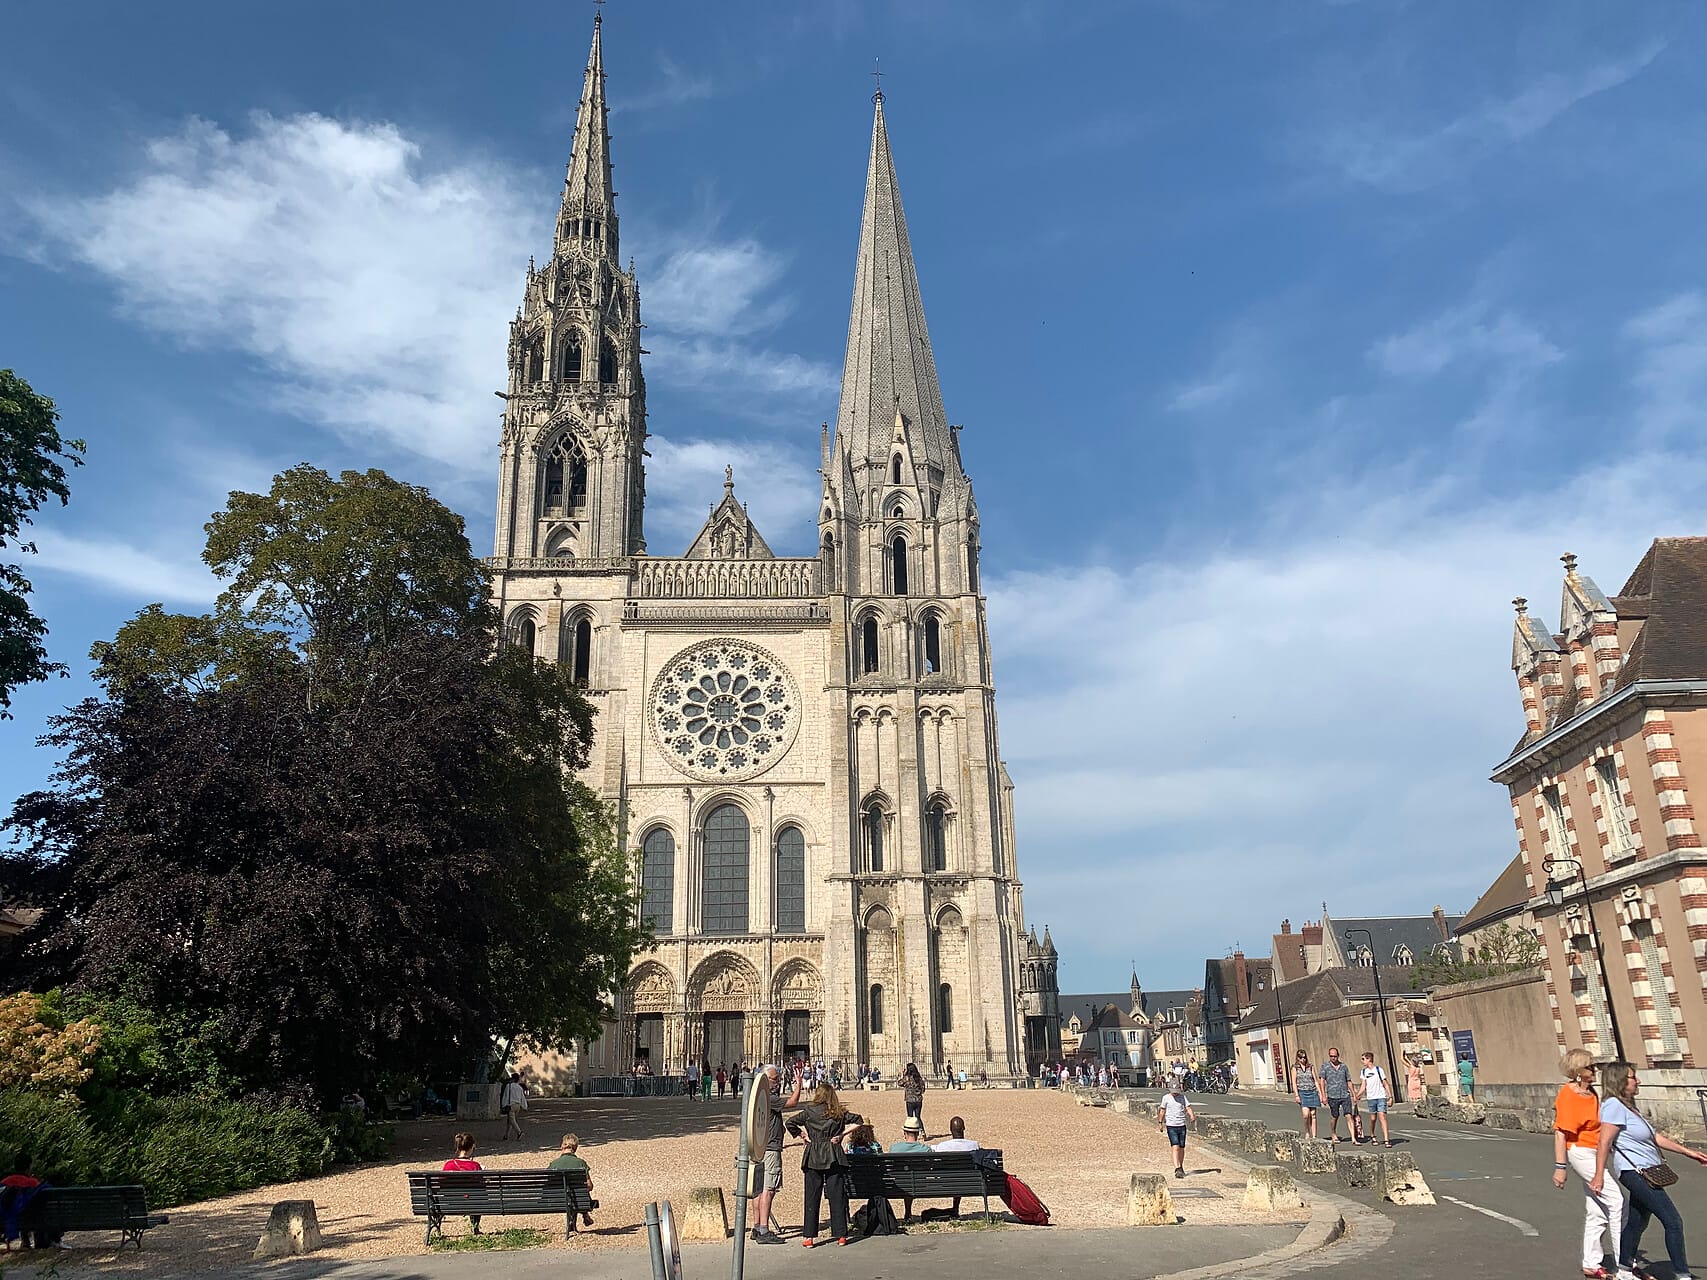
[871,58,884,103]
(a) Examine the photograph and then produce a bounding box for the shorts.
[1328,1098,1354,1118]
[763,1148,782,1192]
[1165,1125,1187,1148]
[1366,1098,1388,1113]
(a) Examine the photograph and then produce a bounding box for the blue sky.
[3,1,1705,995]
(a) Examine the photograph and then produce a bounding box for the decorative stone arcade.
[620,953,826,1071]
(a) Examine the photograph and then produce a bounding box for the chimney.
[1232,949,1249,1006]
[1281,918,1292,934]
[1302,921,1323,946]
[1432,905,1450,941]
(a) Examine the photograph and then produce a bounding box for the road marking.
[1440,1194,1540,1237]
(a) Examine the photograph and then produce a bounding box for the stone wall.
[1429,970,1555,1085]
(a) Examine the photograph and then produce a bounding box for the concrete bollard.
[1378,1152,1437,1206]
[1298,1137,1337,1175]
[1266,1131,1300,1167]
[1201,1116,1229,1141]
[1126,1173,1176,1226]
[1334,1150,1380,1189]
[1229,1120,1271,1155]
[253,1200,324,1259]
[1111,1095,1141,1115]
[679,1187,730,1241]
[1242,1165,1305,1212]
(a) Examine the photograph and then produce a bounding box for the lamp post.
[1343,928,1401,1095]
[1543,854,1626,1061]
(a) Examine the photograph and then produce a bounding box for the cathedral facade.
[492,17,1042,1080]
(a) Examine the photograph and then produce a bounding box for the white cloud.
[1370,304,1563,378]
[643,435,818,553]
[24,112,835,476]
[30,530,219,605]
[1167,371,1241,413]
[1623,292,1707,445]
[1314,43,1663,191]
[621,54,717,115]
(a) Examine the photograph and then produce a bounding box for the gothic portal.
[491,16,1032,1080]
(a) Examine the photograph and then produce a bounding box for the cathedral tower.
[493,28,1029,1087]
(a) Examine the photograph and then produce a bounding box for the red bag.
[1000,1174,1052,1226]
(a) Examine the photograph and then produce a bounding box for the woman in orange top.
[1553,1048,1623,1278]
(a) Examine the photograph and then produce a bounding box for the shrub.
[130,1096,335,1205]
[324,1107,395,1164]
[0,1088,107,1186]
[0,991,101,1097]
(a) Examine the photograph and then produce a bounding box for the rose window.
[649,640,800,780]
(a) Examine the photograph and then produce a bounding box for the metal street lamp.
[1543,854,1626,1060]
[1343,927,1401,1094]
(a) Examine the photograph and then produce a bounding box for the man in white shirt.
[1354,1052,1391,1147]
[1158,1084,1196,1179]
[932,1117,979,1217]
[500,1073,529,1140]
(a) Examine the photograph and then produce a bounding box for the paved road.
[1181,1086,1707,1279]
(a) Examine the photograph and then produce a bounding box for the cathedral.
[491,15,1055,1081]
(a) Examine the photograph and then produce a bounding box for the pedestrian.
[716,1065,728,1098]
[500,1073,528,1141]
[1458,1053,1476,1102]
[750,1064,804,1245]
[1159,1080,1196,1180]
[902,1062,926,1133]
[786,1082,855,1246]
[685,1059,700,1101]
[1553,1048,1623,1279]
[1356,1052,1393,1147]
[1319,1047,1355,1143]
[702,1059,713,1102]
[1292,1050,1323,1138]
[547,1133,597,1228]
[1598,1059,1707,1280]
[1405,1053,1425,1104]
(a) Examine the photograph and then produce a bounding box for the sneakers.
[751,1230,784,1246]
[1174,1168,1185,1179]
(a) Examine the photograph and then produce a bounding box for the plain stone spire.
[835,91,956,486]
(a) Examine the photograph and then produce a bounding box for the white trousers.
[1567,1145,1624,1271]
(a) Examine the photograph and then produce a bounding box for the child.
[547,1133,597,1228]
[1158,1082,1196,1179]
[443,1133,483,1235]
[845,1123,882,1155]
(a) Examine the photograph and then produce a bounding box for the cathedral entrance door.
[635,1014,664,1068]
[704,1013,744,1072]
[782,1009,811,1060]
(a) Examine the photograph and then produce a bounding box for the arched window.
[508,611,536,655]
[572,617,592,684]
[641,828,674,935]
[701,804,749,934]
[526,341,544,384]
[966,536,980,593]
[819,535,837,593]
[559,333,582,382]
[775,826,805,933]
[869,983,884,1035]
[925,802,947,872]
[860,616,879,675]
[891,453,903,485]
[891,535,909,595]
[937,982,953,1034]
[923,614,942,674]
[598,336,617,384]
[892,503,905,519]
[863,804,885,873]
[544,438,588,515]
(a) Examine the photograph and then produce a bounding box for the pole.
[1370,958,1401,1097]
[1578,863,1627,1061]
[645,1203,667,1280]
[1275,1016,1289,1094]
[731,1074,751,1280]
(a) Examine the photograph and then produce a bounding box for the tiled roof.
[1232,967,1389,1032]
[1457,856,1530,935]
[1614,538,1707,686]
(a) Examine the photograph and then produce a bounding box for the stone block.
[1111,1095,1141,1115]
[1378,1152,1436,1206]
[1242,1165,1304,1212]
[1458,1101,1488,1124]
[1265,1131,1300,1167]
[1298,1137,1337,1175]
[1126,1173,1176,1226]
[679,1187,729,1241]
[1201,1116,1229,1141]
[1520,1107,1556,1134]
[253,1200,323,1260]
[1229,1120,1271,1155]
[1486,1110,1522,1130]
[1334,1150,1380,1189]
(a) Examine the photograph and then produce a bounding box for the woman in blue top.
[1595,1061,1707,1280]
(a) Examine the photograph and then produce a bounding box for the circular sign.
[649,640,801,781]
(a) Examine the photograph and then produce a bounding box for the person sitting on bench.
[931,1116,980,1216]
[442,1133,483,1235]
[888,1116,933,1220]
[547,1134,596,1228]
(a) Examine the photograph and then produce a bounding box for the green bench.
[406,1169,596,1243]
[18,1185,169,1250]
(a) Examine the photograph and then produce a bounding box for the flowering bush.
[0,991,101,1098]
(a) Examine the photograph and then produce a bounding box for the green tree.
[0,369,85,716]
[4,466,644,1101]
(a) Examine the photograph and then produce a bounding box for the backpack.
[1000,1175,1052,1226]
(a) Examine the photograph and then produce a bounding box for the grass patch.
[430,1227,551,1252]
[915,1215,1009,1233]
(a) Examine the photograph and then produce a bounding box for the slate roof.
[1613,538,1707,686]
[1330,915,1456,966]
[1457,855,1530,935]
[1060,993,1134,1026]
[1232,967,1388,1033]
[1139,989,1198,1022]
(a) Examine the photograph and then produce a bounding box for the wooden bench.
[846,1150,1007,1219]
[405,1169,596,1243]
[17,1185,169,1250]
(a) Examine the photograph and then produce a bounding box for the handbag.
[1614,1113,1678,1188]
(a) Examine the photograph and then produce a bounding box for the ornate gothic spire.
[834,91,955,484]
[556,14,617,258]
